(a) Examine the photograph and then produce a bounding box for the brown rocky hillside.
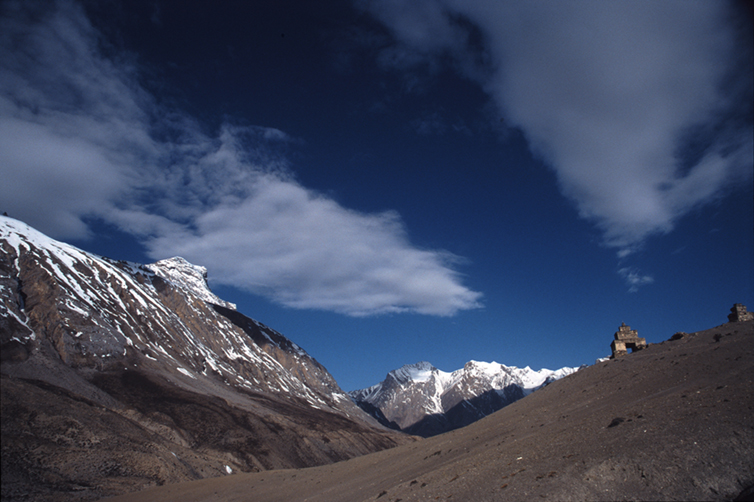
[107,320,754,502]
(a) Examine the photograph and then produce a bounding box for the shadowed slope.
[107,321,754,502]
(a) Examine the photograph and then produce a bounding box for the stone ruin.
[610,323,647,358]
[727,303,754,322]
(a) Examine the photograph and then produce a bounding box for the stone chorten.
[728,303,754,323]
[610,323,647,358]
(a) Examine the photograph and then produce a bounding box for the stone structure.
[610,323,647,358]
[727,303,754,323]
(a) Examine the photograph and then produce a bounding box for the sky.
[1,0,752,392]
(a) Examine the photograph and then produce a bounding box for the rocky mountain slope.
[0,216,411,502]
[350,360,580,436]
[109,319,754,502]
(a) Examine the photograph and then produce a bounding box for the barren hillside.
[107,320,754,502]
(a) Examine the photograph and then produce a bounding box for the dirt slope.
[106,321,754,502]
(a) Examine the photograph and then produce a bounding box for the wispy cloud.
[363,0,753,257]
[0,0,481,316]
[618,267,655,293]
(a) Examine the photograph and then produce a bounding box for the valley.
[2,216,752,502]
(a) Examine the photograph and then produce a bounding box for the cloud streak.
[0,0,481,316]
[618,267,654,294]
[363,0,753,256]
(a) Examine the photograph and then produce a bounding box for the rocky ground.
[107,321,754,502]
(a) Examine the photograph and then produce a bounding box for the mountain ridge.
[1,216,340,409]
[350,359,581,436]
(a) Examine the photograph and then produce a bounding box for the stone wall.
[728,303,754,323]
[610,323,647,358]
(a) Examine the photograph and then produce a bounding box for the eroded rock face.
[0,216,410,501]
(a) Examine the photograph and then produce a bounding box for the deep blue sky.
[1,0,752,391]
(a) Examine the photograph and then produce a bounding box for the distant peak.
[156,256,197,267]
[397,361,437,373]
[389,361,437,383]
[464,360,499,369]
[147,257,236,310]
[409,361,435,370]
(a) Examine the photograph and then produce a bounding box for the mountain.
[108,319,754,502]
[350,360,581,436]
[0,216,411,502]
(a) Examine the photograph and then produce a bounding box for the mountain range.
[350,360,581,436]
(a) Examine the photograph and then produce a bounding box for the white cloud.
[364,0,753,256]
[0,0,481,316]
[146,175,481,316]
[618,267,654,293]
[0,0,153,239]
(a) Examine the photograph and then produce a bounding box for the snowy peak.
[0,217,234,311]
[146,256,236,310]
[388,361,439,384]
[350,359,582,437]
[1,216,94,270]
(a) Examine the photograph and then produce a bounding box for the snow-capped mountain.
[0,216,349,410]
[0,216,408,500]
[350,360,581,437]
[145,256,237,310]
